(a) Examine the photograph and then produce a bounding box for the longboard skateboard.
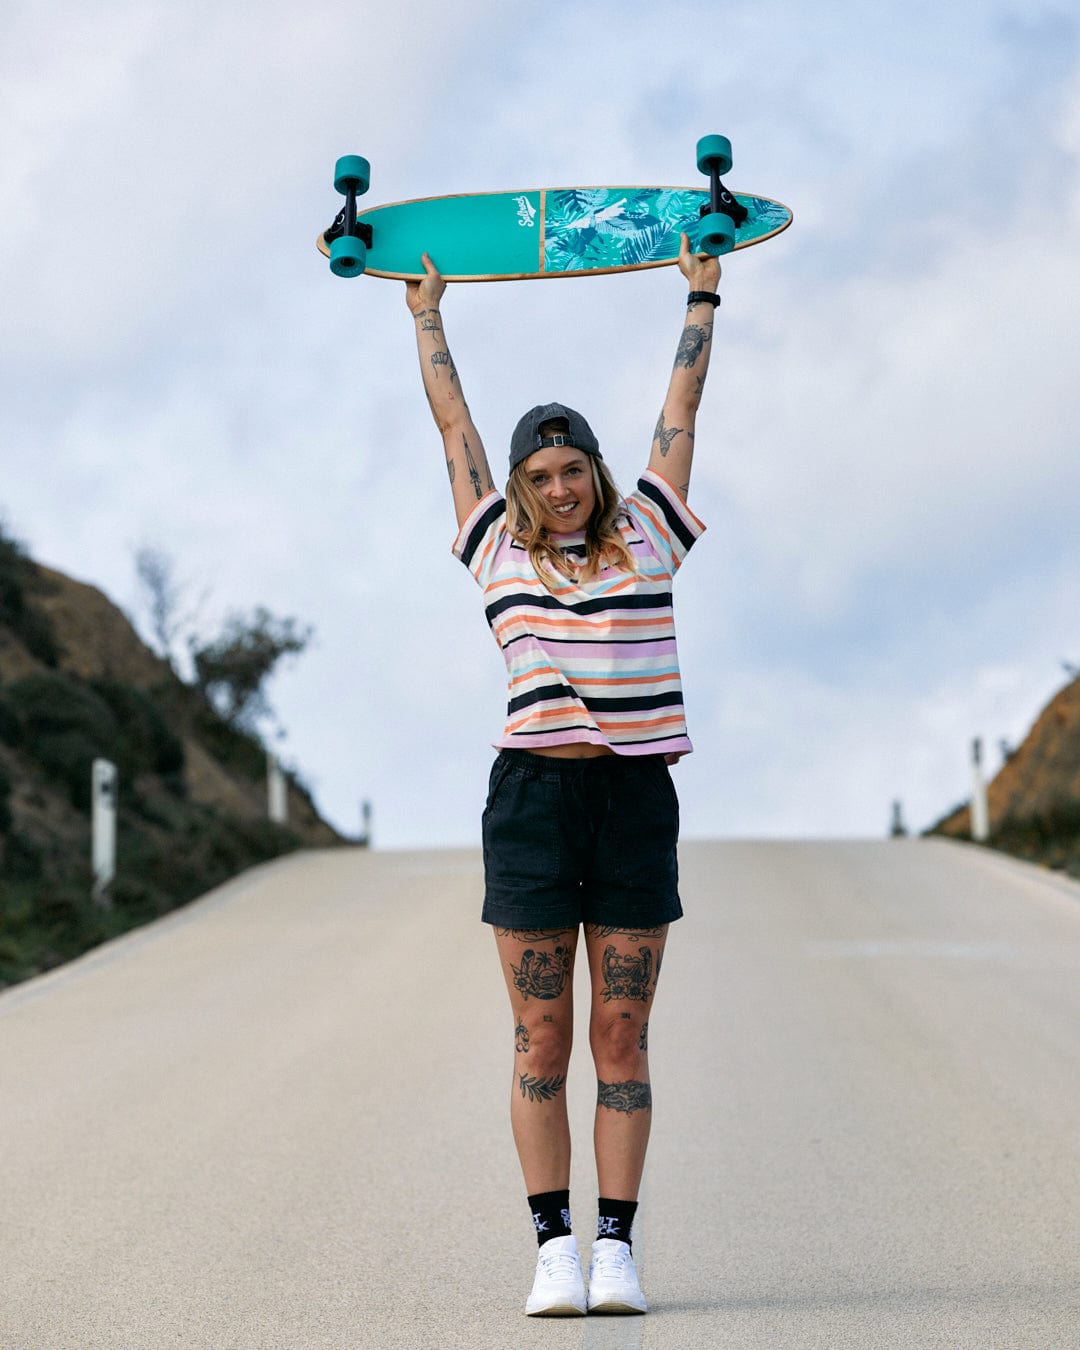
[318,135,791,281]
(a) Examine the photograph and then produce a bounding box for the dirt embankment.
[930,675,1080,876]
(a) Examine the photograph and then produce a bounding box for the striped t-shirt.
[452,468,705,757]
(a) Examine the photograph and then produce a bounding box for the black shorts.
[480,749,684,929]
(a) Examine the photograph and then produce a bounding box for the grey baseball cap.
[509,402,601,471]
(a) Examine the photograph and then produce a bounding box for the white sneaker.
[524,1234,587,1316]
[587,1238,647,1314]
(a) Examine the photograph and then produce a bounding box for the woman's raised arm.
[406,253,497,528]
[647,234,722,501]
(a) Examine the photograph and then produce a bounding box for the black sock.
[596,1197,638,1248]
[527,1189,573,1247]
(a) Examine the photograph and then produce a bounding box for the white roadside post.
[970,737,990,842]
[268,753,288,825]
[91,759,118,908]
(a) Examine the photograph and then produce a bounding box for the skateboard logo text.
[514,195,537,229]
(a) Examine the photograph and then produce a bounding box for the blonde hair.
[505,454,638,593]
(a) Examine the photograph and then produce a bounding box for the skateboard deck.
[317,185,792,282]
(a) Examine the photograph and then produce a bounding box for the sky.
[2,0,1078,847]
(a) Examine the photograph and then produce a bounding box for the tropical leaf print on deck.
[543,188,789,274]
[740,195,791,234]
[545,188,701,273]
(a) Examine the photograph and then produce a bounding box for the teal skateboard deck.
[318,185,793,282]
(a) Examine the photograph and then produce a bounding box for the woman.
[405,234,720,1316]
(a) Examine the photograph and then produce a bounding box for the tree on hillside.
[189,607,313,732]
[133,546,211,676]
[133,547,184,671]
[133,547,313,738]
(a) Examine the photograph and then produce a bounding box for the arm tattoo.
[511,946,572,1000]
[519,1072,566,1103]
[446,458,456,483]
[639,1021,649,1051]
[463,434,482,499]
[653,411,684,458]
[674,322,713,370]
[430,349,458,383]
[420,314,442,333]
[597,1079,652,1114]
[515,1021,530,1053]
[600,944,653,1002]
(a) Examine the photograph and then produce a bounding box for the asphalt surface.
[2,839,1078,1348]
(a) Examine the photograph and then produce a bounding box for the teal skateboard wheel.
[334,155,370,196]
[696,135,733,176]
[697,212,736,256]
[330,233,367,277]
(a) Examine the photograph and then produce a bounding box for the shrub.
[7,673,125,809]
[0,761,11,833]
[1,830,45,882]
[90,680,185,778]
[0,693,23,747]
[192,702,266,781]
[992,799,1080,867]
[8,673,190,808]
[0,525,59,666]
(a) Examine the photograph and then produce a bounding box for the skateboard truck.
[695,135,746,256]
[325,155,373,277]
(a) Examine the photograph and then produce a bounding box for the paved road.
[2,840,1078,1348]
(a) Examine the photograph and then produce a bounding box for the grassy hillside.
[0,525,344,989]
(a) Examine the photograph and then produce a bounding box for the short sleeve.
[452,490,507,587]
[623,469,706,575]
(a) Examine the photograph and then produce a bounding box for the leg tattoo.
[597,1079,652,1115]
[519,1073,567,1103]
[585,925,663,940]
[497,928,576,941]
[512,946,573,1001]
[601,945,653,1002]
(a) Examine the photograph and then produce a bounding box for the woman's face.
[522,446,597,533]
